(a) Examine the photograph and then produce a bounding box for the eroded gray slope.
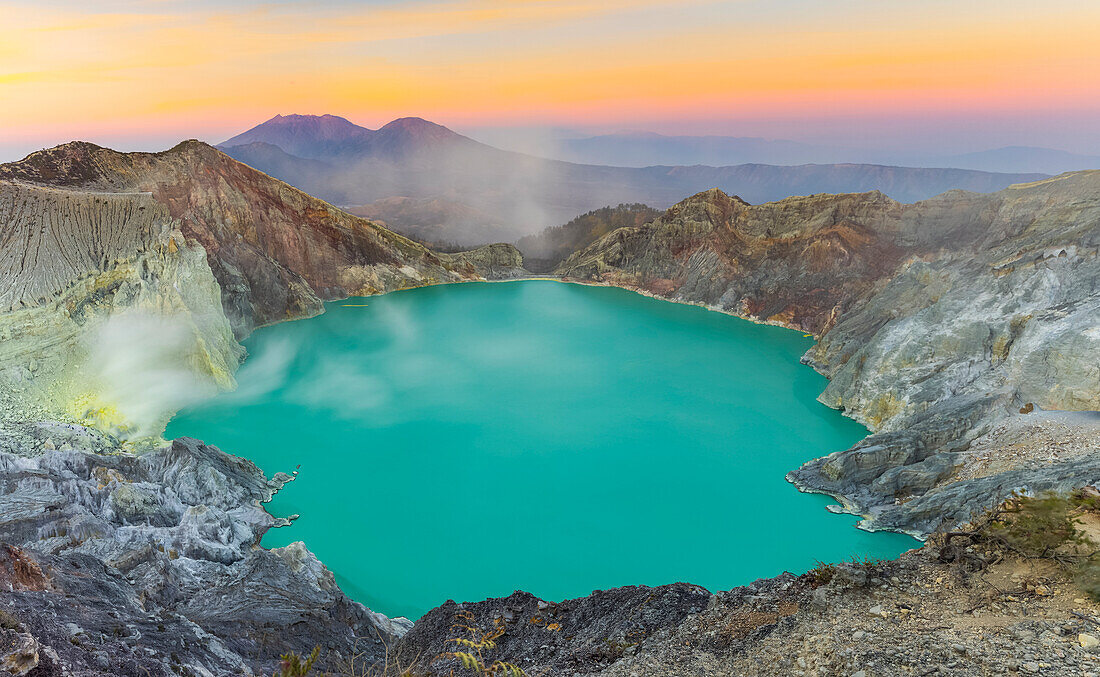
[560,172,1100,536]
[0,183,168,311]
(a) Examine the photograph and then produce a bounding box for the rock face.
[559,188,908,333]
[0,431,401,676]
[440,243,529,279]
[559,172,1100,535]
[396,584,711,675]
[0,180,242,440]
[515,203,663,272]
[0,141,525,338]
[0,183,168,312]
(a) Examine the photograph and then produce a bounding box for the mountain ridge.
[215,113,1048,245]
[0,139,524,337]
[220,113,480,162]
[547,131,1100,174]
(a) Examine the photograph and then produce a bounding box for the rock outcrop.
[0,180,241,440]
[440,242,529,279]
[391,544,1100,676]
[0,431,402,676]
[558,173,1100,535]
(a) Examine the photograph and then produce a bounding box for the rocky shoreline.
[0,141,1097,675]
[559,174,1100,538]
[395,541,1100,676]
[0,431,408,676]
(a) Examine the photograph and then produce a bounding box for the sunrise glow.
[2,0,1100,158]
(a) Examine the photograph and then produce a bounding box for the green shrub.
[275,647,319,677]
[939,490,1100,600]
[984,493,1087,558]
[1074,560,1100,601]
[805,561,836,587]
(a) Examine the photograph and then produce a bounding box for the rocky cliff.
[0,180,242,441]
[558,172,1100,536]
[0,141,524,338]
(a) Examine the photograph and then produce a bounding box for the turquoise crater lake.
[167,281,914,619]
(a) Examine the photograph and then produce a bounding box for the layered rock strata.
[0,180,241,440]
[558,172,1100,535]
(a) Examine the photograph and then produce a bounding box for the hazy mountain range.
[497,131,1100,175]
[218,114,1047,245]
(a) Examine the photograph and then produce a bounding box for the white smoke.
[79,311,222,439]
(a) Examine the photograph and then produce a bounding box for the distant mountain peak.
[380,116,439,129]
[374,117,467,147]
[220,114,480,161]
[220,114,373,159]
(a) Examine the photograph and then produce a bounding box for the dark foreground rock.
[0,430,404,676]
[386,544,1100,676]
[397,583,711,675]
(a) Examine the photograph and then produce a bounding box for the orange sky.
[2,0,1099,158]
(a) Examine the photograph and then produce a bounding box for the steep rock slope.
[396,543,1100,676]
[0,141,520,337]
[558,188,909,333]
[0,430,404,676]
[558,173,1100,534]
[0,180,241,439]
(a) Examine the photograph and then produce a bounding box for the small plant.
[438,610,526,676]
[939,490,1100,600]
[275,647,319,677]
[847,555,887,570]
[984,492,1088,559]
[805,561,836,587]
[329,637,423,677]
[1074,559,1100,600]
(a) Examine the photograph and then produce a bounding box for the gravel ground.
[955,411,1100,483]
[599,546,1100,677]
[399,538,1100,677]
